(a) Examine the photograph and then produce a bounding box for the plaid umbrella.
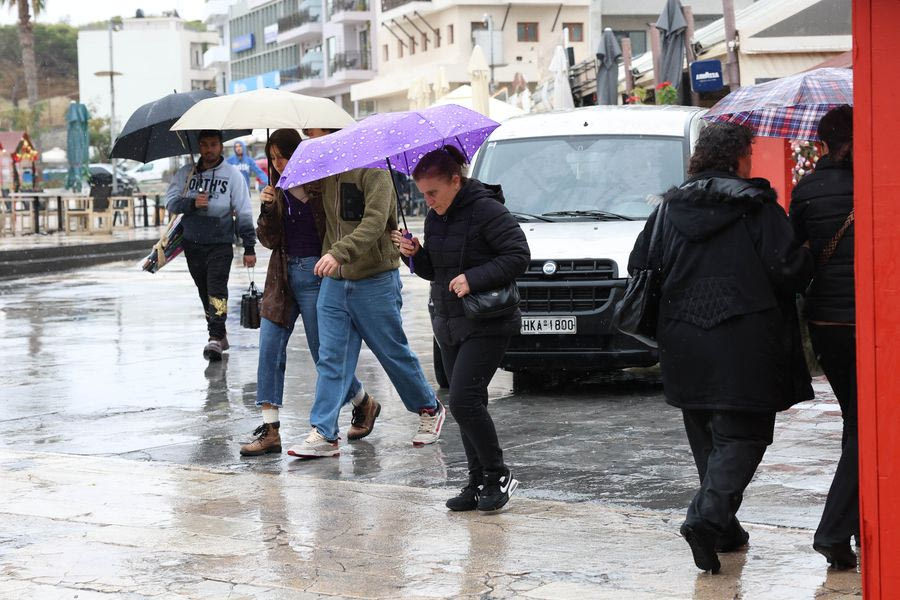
[702,68,852,140]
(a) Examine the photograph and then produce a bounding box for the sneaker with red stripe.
[412,400,445,446]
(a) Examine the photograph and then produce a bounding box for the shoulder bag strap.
[646,200,667,270]
[818,209,854,267]
[458,204,477,274]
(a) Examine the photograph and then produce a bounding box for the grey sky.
[0,1,206,27]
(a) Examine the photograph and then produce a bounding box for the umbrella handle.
[402,231,415,274]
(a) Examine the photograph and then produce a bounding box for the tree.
[88,114,111,162]
[0,0,45,105]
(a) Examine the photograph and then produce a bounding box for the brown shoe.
[240,422,282,456]
[348,395,380,440]
[203,337,227,361]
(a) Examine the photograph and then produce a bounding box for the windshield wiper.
[510,211,552,222]
[541,210,634,221]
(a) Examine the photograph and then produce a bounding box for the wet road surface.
[0,248,862,598]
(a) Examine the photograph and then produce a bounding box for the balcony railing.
[327,0,368,15]
[280,64,324,83]
[381,0,429,12]
[329,50,371,74]
[277,10,320,33]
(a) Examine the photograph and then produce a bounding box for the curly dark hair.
[687,123,755,176]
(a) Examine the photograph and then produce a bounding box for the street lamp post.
[94,20,123,193]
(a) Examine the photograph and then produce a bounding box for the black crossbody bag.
[457,208,520,320]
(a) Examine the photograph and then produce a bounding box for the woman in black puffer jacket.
[790,105,858,570]
[393,146,530,513]
[628,123,813,574]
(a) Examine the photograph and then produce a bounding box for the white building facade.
[77,16,220,127]
[352,0,591,113]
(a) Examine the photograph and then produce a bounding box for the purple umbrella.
[278,104,500,272]
[278,104,499,188]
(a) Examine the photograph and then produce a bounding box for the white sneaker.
[287,428,340,458]
[412,401,445,446]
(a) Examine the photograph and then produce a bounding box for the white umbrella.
[171,88,355,131]
[468,45,491,117]
[41,146,67,164]
[433,66,450,99]
[549,45,575,110]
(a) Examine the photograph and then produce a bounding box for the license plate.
[520,316,577,335]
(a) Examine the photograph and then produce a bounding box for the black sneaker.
[446,479,481,512]
[680,522,721,574]
[477,468,518,512]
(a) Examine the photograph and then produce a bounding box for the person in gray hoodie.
[166,130,257,361]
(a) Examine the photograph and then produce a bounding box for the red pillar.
[853,1,900,596]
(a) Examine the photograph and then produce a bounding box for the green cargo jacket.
[321,168,401,280]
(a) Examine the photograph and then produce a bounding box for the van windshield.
[471,135,685,219]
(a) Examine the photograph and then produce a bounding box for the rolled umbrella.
[595,28,622,106]
[702,68,853,139]
[111,90,250,163]
[142,213,185,273]
[655,0,687,93]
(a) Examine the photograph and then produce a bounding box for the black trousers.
[183,241,233,340]
[809,323,859,546]
[682,409,776,537]
[438,334,509,482]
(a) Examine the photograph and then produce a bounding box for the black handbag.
[458,208,520,320]
[612,201,668,348]
[240,272,262,329]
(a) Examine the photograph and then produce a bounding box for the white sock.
[350,386,367,407]
[262,408,279,424]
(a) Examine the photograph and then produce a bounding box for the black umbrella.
[655,0,687,91]
[110,90,250,163]
[596,28,622,105]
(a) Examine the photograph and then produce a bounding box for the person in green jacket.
[286,130,445,458]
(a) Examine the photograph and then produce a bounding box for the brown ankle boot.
[348,395,381,440]
[240,422,282,456]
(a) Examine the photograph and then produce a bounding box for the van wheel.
[433,338,449,388]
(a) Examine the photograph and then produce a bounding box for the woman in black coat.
[628,124,814,573]
[790,105,858,570]
[393,146,530,513]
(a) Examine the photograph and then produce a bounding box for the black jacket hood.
[664,171,777,242]
[447,178,505,215]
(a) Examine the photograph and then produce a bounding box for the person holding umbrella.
[394,146,530,512]
[240,129,372,457]
[165,129,257,361]
[627,123,813,573]
[789,105,859,570]
[286,163,445,459]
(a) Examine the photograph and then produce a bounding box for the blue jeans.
[310,269,436,440]
[256,256,361,408]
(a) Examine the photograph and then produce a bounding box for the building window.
[397,39,404,58]
[448,24,454,45]
[421,32,428,52]
[190,43,204,69]
[564,23,584,43]
[471,20,487,44]
[517,22,538,42]
[435,29,441,48]
[382,43,389,62]
[614,30,647,56]
[409,36,415,55]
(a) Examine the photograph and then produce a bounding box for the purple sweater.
[283,190,321,258]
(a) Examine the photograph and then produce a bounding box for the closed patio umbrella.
[596,28,622,105]
[656,0,687,91]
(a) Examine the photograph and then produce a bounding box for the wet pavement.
[0,246,862,598]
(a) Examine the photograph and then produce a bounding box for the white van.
[466,105,707,386]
